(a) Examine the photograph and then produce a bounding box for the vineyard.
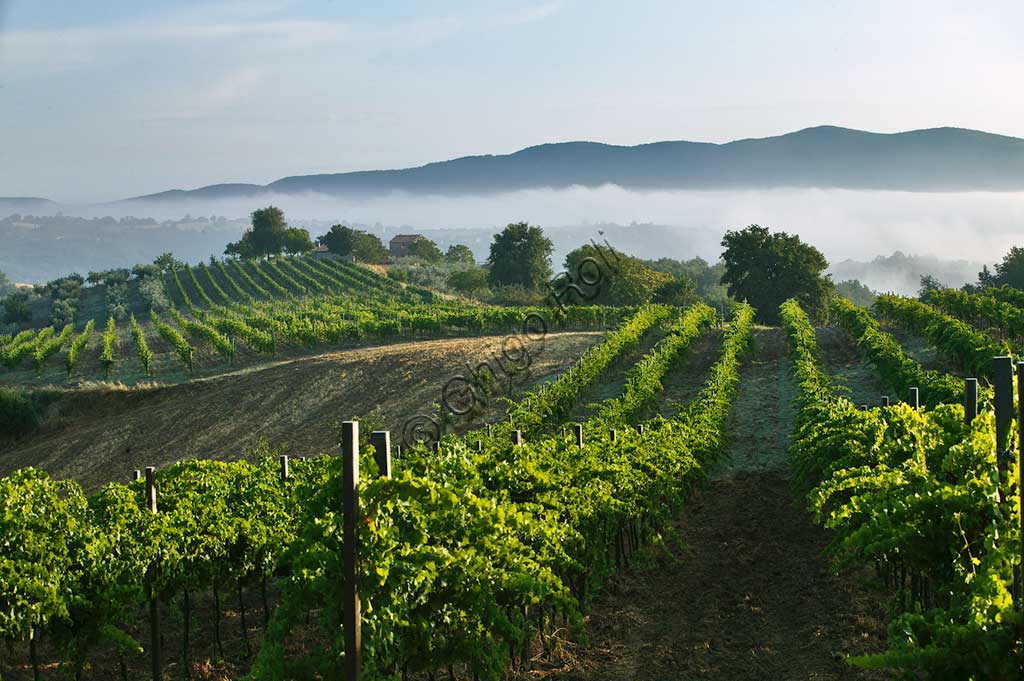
[0,256,624,387]
[1,285,1023,679]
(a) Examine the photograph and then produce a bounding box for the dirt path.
[544,328,890,680]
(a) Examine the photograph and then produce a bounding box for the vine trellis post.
[145,466,161,681]
[342,422,362,681]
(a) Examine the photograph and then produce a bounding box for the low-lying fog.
[7,186,1022,292]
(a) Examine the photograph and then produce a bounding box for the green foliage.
[34,323,73,372]
[282,227,315,254]
[3,290,33,324]
[721,224,833,324]
[150,310,194,370]
[928,286,1024,345]
[874,295,1009,378]
[196,262,232,305]
[317,225,388,264]
[592,304,715,424]
[170,307,234,361]
[447,267,489,295]
[98,317,117,377]
[169,266,193,308]
[562,244,673,306]
[0,303,756,677]
[407,236,443,262]
[445,244,476,264]
[990,245,1024,290]
[830,298,964,408]
[652,276,698,307]
[213,260,253,301]
[503,304,672,434]
[50,298,78,327]
[138,274,170,312]
[129,314,153,375]
[154,252,184,273]
[225,207,313,259]
[1,328,44,368]
[835,279,877,307]
[782,298,1023,679]
[486,222,554,291]
[65,319,95,377]
[254,305,753,678]
[184,265,215,306]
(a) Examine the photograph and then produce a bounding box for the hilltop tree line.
[8,202,1024,331]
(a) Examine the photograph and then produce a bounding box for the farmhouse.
[389,234,425,258]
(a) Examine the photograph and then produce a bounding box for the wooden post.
[370,431,391,479]
[637,424,644,436]
[574,423,584,448]
[145,467,161,681]
[279,455,289,483]
[476,439,483,452]
[908,387,920,411]
[964,378,978,425]
[133,469,141,481]
[487,424,493,437]
[881,396,890,407]
[145,466,157,514]
[860,404,868,411]
[432,441,440,452]
[609,428,617,442]
[994,356,1014,464]
[341,421,362,681]
[510,430,523,446]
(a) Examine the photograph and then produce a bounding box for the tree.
[409,238,443,263]
[563,244,672,306]
[225,206,298,259]
[836,279,878,307]
[487,223,553,291]
[918,275,944,302]
[993,246,1024,290]
[653,276,698,307]
[154,253,183,272]
[282,227,314,254]
[3,291,32,324]
[447,268,489,295]
[317,225,388,263]
[720,225,833,324]
[445,244,476,264]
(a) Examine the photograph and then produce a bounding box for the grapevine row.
[830,298,965,408]
[782,298,1021,678]
[874,294,1009,378]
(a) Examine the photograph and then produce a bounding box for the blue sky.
[1,0,1022,202]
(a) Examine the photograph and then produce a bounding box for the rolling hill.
[124,126,1024,203]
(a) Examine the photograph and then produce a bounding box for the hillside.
[0,331,603,492]
[123,126,1024,203]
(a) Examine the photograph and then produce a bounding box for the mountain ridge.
[103,125,1024,203]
